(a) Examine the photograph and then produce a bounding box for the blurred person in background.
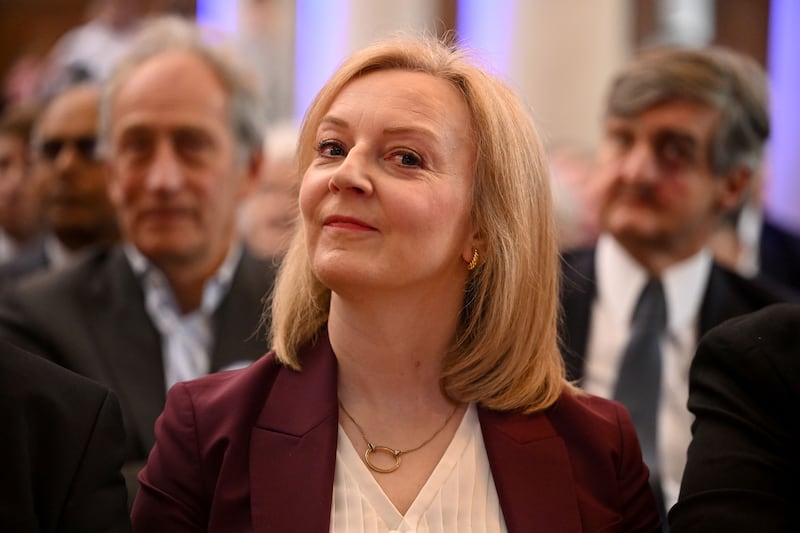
[0,83,119,289]
[0,107,43,267]
[40,0,146,96]
[709,171,800,293]
[0,17,277,504]
[559,46,798,524]
[238,120,299,259]
[548,143,601,249]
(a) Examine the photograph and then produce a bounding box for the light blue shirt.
[125,242,243,390]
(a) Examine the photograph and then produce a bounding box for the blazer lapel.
[560,248,597,382]
[250,330,338,532]
[479,407,582,533]
[84,249,165,454]
[211,252,276,370]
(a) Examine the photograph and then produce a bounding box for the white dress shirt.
[583,234,712,510]
[330,404,507,533]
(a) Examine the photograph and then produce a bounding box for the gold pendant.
[364,443,402,474]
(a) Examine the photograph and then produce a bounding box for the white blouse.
[329,403,508,533]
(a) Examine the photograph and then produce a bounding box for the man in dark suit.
[0,17,276,501]
[669,303,798,532]
[0,83,120,290]
[559,46,796,516]
[758,217,800,291]
[0,340,130,532]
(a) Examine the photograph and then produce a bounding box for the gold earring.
[467,248,479,271]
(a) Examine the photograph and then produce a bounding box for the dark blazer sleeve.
[61,390,132,533]
[669,304,799,532]
[0,342,130,533]
[613,401,662,533]
[131,382,208,533]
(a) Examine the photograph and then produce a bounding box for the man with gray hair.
[559,46,797,522]
[0,16,276,502]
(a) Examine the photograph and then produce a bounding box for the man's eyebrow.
[655,129,698,147]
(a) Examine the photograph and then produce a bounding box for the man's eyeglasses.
[35,136,99,162]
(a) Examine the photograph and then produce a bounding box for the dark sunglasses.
[36,136,98,162]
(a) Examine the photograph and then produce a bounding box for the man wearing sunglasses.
[0,83,119,288]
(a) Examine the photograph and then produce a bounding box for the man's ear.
[717,166,752,212]
[239,149,264,198]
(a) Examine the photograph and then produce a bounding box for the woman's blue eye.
[317,140,345,157]
[397,151,422,167]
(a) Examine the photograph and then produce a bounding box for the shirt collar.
[596,234,712,333]
[124,241,243,315]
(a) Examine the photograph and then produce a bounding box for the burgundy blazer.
[132,330,660,532]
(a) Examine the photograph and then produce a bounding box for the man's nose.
[145,142,184,192]
[619,144,659,186]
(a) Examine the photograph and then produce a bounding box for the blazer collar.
[247,332,584,533]
[209,250,274,370]
[250,330,339,532]
[560,247,596,382]
[479,407,582,533]
[86,247,165,455]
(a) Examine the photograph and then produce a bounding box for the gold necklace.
[338,400,459,474]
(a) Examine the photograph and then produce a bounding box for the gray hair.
[606,46,769,176]
[99,15,265,163]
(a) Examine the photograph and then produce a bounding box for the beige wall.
[328,0,633,153]
[509,0,633,152]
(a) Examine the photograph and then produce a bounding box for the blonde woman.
[132,36,659,532]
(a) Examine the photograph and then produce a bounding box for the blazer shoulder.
[549,390,630,435]
[708,262,799,307]
[0,340,109,403]
[5,247,118,300]
[176,352,284,422]
[696,303,800,377]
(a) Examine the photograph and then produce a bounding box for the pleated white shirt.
[329,403,508,533]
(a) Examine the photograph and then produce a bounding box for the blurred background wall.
[1,0,796,231]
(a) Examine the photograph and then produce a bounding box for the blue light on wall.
[195,0,237,33]
[456,0,517,77]
[294,0,351,122]
[765,0,800,232]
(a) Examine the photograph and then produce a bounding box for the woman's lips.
[323,215,376,231]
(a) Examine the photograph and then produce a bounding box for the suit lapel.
[479,407,582,533]
[250,330,338,532]
[84,249,165,454]
[211,252,276,370]
[560,249,597,382]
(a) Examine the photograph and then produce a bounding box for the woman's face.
[300,69,477,296]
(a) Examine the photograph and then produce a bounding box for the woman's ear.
[462,228,485,266]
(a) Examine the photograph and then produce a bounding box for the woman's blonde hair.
[266,36,569,413]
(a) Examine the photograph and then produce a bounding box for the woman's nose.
[327,149,374,196]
